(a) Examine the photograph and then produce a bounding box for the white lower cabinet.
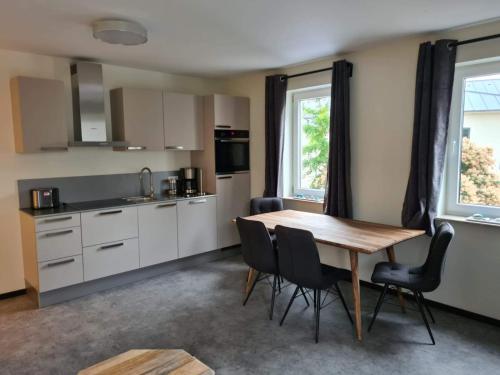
[216,173,250,248]
[138,202,178,267]
[38,255,83,292]
[36,227,82,262]
[81,207,138,247]
[177,196,218,258]
[83,238,139,281]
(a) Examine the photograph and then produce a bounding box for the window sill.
[282,196,324,205]
[437,214,500,229]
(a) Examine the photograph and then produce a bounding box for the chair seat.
[371,262,427,291]
[320,264,351,289]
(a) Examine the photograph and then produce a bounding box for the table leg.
[385,246,406,313]
[245,268,256,295]
[349,251,362,341]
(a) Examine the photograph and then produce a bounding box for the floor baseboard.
[0,289,27,300]
[360,280,500,327]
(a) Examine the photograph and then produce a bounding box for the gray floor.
[1,255,499,375]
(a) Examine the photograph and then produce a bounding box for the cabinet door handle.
[98,210,123,216]
[165,146,184,150]
[189,199,207,204]
[215,125,231,129]
[156,203,176,208]
[44,229,73,238]
[99,242,124,250]
[43,216,73,223]
[217,176,232,180]
[40,146,69,151]
[47,258,75,267]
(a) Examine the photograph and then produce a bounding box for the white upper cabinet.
[110,88,165,151]
[163,92,204,150]
[213,94,249,130]
[10,76,68,153]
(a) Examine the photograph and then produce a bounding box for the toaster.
[31,188,60,209]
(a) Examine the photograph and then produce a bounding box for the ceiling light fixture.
[92,19,147,46]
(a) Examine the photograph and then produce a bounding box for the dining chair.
[367,222,454,345]
[275,225,353,343]
[250,197,284,215]
[236,217,281,320]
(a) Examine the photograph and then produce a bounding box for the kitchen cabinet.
[138,201,178,267]
[216,173,250,248]
[83,238,140,281]
[36,227,82,262]
[163,92,203,150]
[10,76,68,153]
[110,88,165,151]
[81,207,138,247]
[177,196,218,257]
[213,94,249,130]
[38,255,84,292]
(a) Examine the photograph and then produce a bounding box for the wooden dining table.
[243,209,425,341]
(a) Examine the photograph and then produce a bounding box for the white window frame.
[291,85,331,199]
[444,60,500,217]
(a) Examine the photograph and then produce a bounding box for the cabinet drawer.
[38,255,83,292]
[83,238,139,281]
[177,196,218,257]
[35,213,80,233]
[81,207,138,247]
[36,227,82,262]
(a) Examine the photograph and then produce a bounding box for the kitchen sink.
[122,196,155,202]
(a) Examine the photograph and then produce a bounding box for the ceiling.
[0,0,499,77]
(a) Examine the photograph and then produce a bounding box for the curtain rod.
[281,62,353,81]
[449,33,500,47]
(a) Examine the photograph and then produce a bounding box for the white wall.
[0,48,224,294]
[223,20,500,319]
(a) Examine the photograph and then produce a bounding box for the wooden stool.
[79,349,214,375]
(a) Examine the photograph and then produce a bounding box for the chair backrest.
[236,217,278,275]
[250,197,283,215]
[419,222,454,291]
[275,225,323,289]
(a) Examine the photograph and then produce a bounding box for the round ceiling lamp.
[92,19,148,46]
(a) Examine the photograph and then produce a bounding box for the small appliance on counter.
[30,188,60,209]
[179,167,205,196]
[166,176,178,196]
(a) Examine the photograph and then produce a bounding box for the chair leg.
[368,283,389,332]
[413,290,435,345]
[315,289,321,343]
[243,271,261,306]
[270,275,277,320]
[299,287,310,307]
[334,283,353,324]
[280,286,299,326]
[418,291,435,323]
[277,275,281,293]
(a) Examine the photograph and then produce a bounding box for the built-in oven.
[215,129,250,174]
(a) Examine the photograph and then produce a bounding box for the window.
[445,60,500,218]
[290,86,331,200]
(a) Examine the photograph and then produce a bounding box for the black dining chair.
[250,197,284,215]
[367,222,454,345]
[275,225,353,343]
[236,217,281,320]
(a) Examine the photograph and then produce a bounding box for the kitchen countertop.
[20,193,216,217]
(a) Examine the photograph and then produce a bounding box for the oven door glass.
[215,140,250,174]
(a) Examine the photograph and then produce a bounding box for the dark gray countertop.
[20,193,216,217]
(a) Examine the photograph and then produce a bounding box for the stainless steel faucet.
[139,167,154,198]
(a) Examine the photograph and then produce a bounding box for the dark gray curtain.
[263,75,287,197]
[402,40,457,235]
[324,60,353,218]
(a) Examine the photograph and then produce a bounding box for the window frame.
[290,85,331,199]
[444,60,500,217]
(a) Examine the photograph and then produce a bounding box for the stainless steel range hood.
[69,62,128,147]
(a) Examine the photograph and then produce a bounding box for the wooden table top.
[78,349,214,375]
[244,210,425,254]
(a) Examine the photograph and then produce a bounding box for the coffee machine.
[179,168,204,196]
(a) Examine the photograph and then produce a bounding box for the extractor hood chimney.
[69,62,127,147]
